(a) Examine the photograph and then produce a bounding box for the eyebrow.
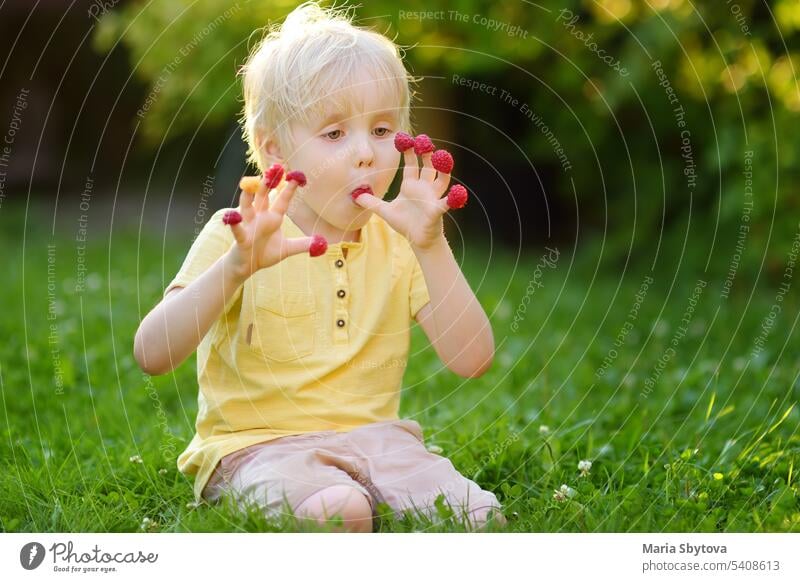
[318,112,346,126]
[318,110,398,128]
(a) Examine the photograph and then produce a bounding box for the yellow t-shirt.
[163,192,431,501]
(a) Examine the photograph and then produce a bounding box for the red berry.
[264,163,284,189]
[394,131,415,152]
[413,134,435,155]
[431,150,454,174]
[286,170,307,186]
[446,184,468,209]
[308,234,328,257]
[222,210,242,225]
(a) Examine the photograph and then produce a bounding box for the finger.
[228,220,248,246]
[281,235,325,259]
[402,149,419,182]
[253,172,270,213]
[237,187,255,222]
[433,170,452,197]
[271,176,301,216]
[419,152,436,182]
[352,192,391,220]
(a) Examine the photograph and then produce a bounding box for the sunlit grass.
[1,202,798,532]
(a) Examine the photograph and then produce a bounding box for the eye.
[324,129,343,140]
[374,127,391,137]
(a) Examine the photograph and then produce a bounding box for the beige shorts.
[202,418,502,524]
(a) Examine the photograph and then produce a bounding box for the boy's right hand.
[223,166,327,281]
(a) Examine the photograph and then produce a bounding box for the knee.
[294,485,373,533]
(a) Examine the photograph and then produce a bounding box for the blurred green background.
[88,0,800,278]
[3,0,799,274]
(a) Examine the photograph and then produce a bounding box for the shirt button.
[335,259,344,268]
[336,319,345,328]
[337,289,346,298]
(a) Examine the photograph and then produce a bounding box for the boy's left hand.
[352,136,462,252]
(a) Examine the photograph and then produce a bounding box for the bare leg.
[466,505,508,531]
[293,485,374,533]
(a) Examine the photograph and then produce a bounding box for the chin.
[342,208,372,229]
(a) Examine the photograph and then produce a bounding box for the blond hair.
[238,1,418,172]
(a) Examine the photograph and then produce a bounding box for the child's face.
[282,78,402,232]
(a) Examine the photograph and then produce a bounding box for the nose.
[354,132,374,168]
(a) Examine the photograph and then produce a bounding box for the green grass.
[1,201,798,533]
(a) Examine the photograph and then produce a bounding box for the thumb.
[222,210,248,246]
[229,223,248,246]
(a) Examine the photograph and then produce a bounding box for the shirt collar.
[276,194,370,257]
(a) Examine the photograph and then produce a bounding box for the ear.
[264,138,282,159]
[255,129,284,165]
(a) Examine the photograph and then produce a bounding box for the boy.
[134,1,504,532]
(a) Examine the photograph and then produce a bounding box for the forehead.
[309,74,401,127]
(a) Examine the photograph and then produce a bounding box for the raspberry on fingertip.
[413,134,435,155]
[431,150,454,174]
[446,184,468,209]
[286,170,307,187]
[264,163,284,189]
[394,132,415,153]
[239,176,261,194]
[309,234,328,257]
[222,210,243,225]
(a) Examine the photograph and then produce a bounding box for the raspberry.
[239,176,260,194]
[413,134,435,155]
[222,210,242,225]
[394,131,415,152]
[308,234,328,257]
[446,184,468,209]
[431,150,454,174]
[264,163,284,189]
[286,170,307,187]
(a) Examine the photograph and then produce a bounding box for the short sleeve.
[409,251,430,320]
[163,208,237,299]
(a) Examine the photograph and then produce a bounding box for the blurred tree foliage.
[94,0,800,281]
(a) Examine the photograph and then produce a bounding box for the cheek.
[377,148,401,183]
[375,144,400,170]
[311,144,350,178]
[288,145,327,182]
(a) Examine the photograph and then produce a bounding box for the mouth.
[350,184,374,201]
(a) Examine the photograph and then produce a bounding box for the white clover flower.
[553,484,575,502]
[140,517,157,531]
[158,468,168,475]
[578,459,592,476]
[538,425,550,435]
[426,444,444,455]
[129,455,143,464]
